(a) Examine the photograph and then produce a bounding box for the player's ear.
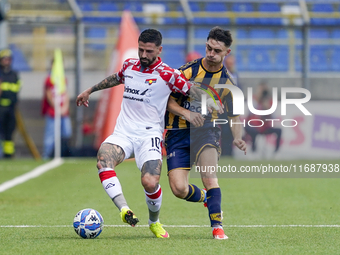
[158,46,163,55]
[225,48,231,56]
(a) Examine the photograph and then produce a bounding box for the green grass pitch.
[0,158,339,254]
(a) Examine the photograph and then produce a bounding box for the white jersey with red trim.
[114,57,191,137]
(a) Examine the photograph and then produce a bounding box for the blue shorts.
[165,127,221,173]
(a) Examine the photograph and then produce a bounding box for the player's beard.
[140,56,156,67]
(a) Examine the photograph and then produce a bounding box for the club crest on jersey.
[145,78,157,85]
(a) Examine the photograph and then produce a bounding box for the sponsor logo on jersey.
[124,86,149,96]
[124,75,133,79]
[145,78,157,85]
[124,86,140,94]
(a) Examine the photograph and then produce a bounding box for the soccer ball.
[73,208,104,239]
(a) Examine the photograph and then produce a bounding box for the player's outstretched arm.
[187,82,205,101]
[76,73,121,107]
[229,116,247,155]
[166,97,205,127]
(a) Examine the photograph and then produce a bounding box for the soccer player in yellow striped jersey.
[164,27,247,240]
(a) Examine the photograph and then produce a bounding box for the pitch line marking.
[0,158,64,193]
[1,225,340,228]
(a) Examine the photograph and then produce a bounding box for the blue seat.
[249,29,275,39]
[204,2,230,25]
[194,45,206,58]
[188,2,209,24]
[163,28,186,39]
[235,45,249,71]
[312,4,333,12]
[232,3,256,25]
[97,3,120,23]
[176,4,198,24]
[295,30,302,39]
[258,3,282,25]
[237,29,249,39]
[194,28,211,39]
[175,4,187,24]
[277,29,288,38]
[332,29,340,38]
[86,27,107,50]
[161,45,186,68]
[274,46,288,71]
[79,3,97,23]
[123,2,143,23]
[310,29,329,38]
[331,46,340,71]
[248,46,271,71]
[310,46,329,71]
[310,4,337,25]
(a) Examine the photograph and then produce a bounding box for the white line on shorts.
[0,158,64,193]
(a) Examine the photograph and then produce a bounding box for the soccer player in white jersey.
[76,29,202,238]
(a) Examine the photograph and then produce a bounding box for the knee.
[170,182,188,199]
[141,175,159,193]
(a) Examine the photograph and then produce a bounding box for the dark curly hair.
[207,26,233,48]
[138,29,162,47]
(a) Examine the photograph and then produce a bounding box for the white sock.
[145,185,162,222]
[98,168,123,199]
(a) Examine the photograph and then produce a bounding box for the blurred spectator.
[245,82,282,153]
[41,60,72,158]
[0,49,21,158]
[185,51,202,63]
[224,54,242,91]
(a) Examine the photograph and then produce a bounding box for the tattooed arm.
[76,73,121,107]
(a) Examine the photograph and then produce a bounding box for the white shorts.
[102,132,163,170]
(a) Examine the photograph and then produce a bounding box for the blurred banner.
[234,101,340,160]
[93,11,139,149]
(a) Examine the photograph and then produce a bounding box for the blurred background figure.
[245,82,282,154]
[41,60,72,159]
[0,49,21,158]
[223,54,242,92]
[185,51,202,63]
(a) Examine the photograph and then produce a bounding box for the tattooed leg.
[97,143,125,169]
[141,160,163,223]
[141,159,162,193]
[97,143,127,210]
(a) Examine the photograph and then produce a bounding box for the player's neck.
[202,58,223,72]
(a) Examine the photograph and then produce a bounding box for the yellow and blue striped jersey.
[165,57,238,130]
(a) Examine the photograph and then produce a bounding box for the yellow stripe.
[194,65,205,84]
[167,167,191,176]
[186,184,195,200]
[0,81,21,92]
[0,98,11,106]
[182,67,192,80]
[195,144,221,163]
[3,141,15,155]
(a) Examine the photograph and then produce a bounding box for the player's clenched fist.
[233,138,247,155]
[76,89,91,107]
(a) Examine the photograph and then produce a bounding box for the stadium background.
[0,0,339,158]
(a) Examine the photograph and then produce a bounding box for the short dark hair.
[138,29,162,47]
[207,26,233,48]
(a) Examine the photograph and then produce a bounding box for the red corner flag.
[93,11,140,149]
